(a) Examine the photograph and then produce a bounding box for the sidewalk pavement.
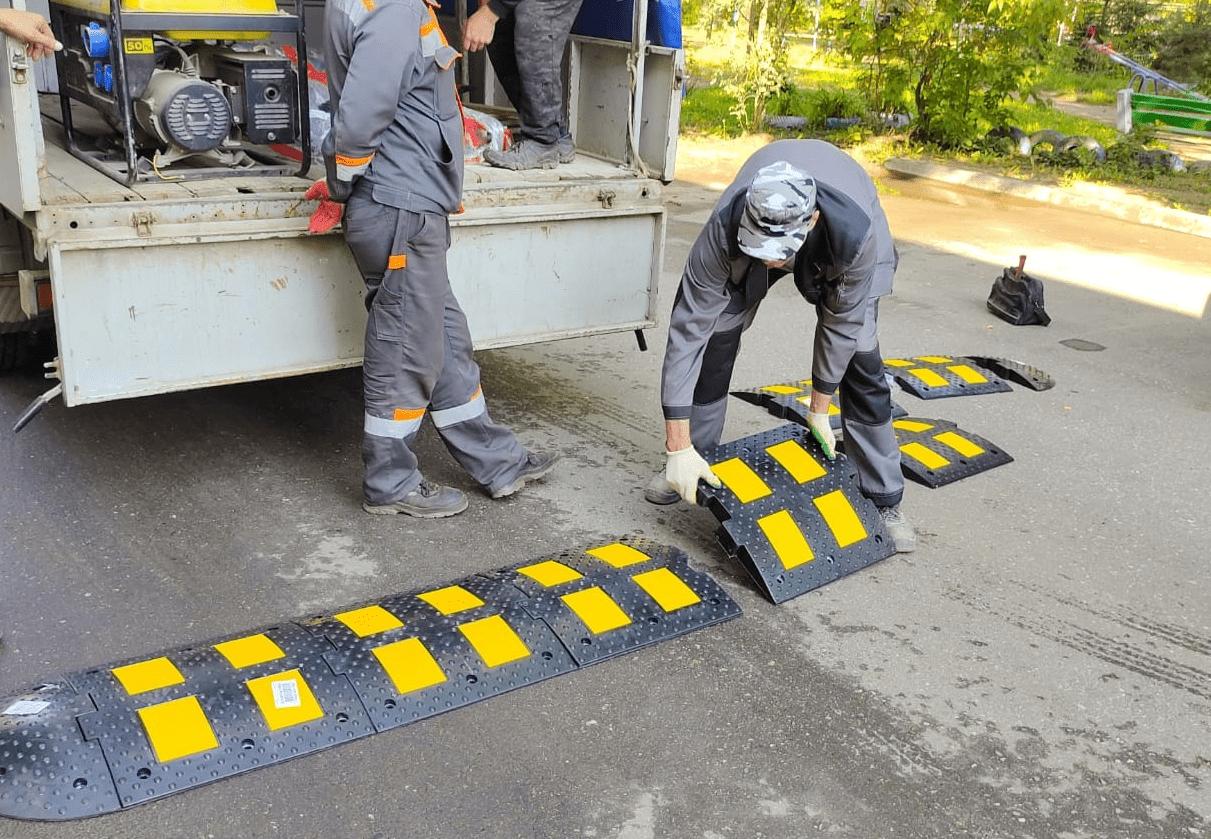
[882,156,1211,240]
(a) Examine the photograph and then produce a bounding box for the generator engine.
[49,0,308,183]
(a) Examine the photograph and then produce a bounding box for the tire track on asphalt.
[945,582,1211,701]
[1013,579,1211,658]
[478,348,661,460]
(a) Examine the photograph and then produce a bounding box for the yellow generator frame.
[51,0,279,40]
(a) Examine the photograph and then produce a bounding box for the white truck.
[0,0,684,426]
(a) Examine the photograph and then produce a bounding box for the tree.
[1152,0,1211,89]
[821,0,1068,146]
[684,0,816,129]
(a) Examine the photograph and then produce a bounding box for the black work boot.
[483,139,562,170]
[363,480,469,518]
[490,451,560,499]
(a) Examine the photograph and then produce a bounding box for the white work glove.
[665,446,721,504]
[806,411,836,460]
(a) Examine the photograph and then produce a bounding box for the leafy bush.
[820,0,1070,147]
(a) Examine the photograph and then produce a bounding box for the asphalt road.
[1,168,1209,839]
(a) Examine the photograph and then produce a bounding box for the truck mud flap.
[892,417,1014,487]
[884,355,1012,399]
[0,539,739,821]
[699,425,895,605]
[731,380,907,430]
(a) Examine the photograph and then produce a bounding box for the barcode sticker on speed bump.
[0,540,738,822]
[699,424,895,604]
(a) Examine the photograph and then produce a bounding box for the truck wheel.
[0,330,54,373]
[0,333,22,371]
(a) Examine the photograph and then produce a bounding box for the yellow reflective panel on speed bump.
[137,695,219,763]
[111,657,185,696]
[893,417,1014,488]
[699,424,896,604]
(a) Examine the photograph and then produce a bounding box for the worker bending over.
[650,139,917,553]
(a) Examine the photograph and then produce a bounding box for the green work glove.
[807,410,836,460]
[665,446,721,504]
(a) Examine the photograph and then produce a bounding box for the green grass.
[1030,48,1135,103]
[1001,100,1120,146]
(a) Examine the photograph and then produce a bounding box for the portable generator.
[47,0,310,185]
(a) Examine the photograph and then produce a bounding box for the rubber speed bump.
[893,417,1014,487]
[698,424,895,604]
[963,356,1055,391]
[884,355,1011,399]
[731,379,907,431]
[0,540,739,821]
[68,621,376,812]
[308,573,576,733]
[497,537,741,666]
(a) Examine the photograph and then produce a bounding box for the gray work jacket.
[323,0,464,215]
[661,139,898,418]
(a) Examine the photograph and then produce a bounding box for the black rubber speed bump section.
[963,356,1055,391]
[894,417,1014,487]
[494,537,740,666]
[731,380,907,431]
[884,355,1011,399]
[698,424,895,604]
[71,621,376,812]
[0,541,739,821]
[304,574,576,734]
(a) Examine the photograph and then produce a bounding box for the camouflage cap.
[736,162,818,262]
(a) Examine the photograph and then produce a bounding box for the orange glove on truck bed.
[304,179,343,234]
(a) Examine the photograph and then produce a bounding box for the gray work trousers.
[486,0,585,144]
[689,298,904,508]
[343,190,528,505]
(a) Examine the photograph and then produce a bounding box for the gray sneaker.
[644,474,681,505]
[555,134,576,163]
[363,480,468,518]
[483,138,561,170]
[491,450,560,499]
[878,504,918,553]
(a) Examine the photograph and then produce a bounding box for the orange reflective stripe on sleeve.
[336,153,374,167]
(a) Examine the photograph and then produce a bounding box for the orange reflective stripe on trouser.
[430,387,485,429]
[364,407,425,439]
[388,253,407,270]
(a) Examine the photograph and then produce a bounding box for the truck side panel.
[50,205,661,405]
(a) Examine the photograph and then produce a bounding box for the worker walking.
[319,0,557,517]
[461,0,583,170]
[649,139,917,553]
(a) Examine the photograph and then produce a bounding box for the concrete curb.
[883,157,1211,240]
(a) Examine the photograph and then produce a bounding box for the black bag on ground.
[987,261,1051,326]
